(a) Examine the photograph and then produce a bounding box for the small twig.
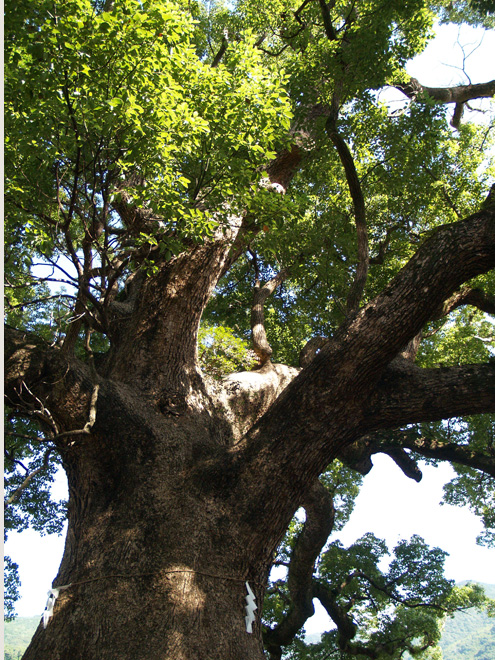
[4,431,47,443]
[7,294,77,310]
[20,382,60,435]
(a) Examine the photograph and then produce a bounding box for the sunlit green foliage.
[198,322,257,378]
[4,0,292,301]
[441,583,495,660]
[434,0,495,27]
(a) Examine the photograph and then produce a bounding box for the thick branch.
[230,209,495,548]
[451,102,465,129]
[380,446,423,482]
[312,581,364,655]
[254,210,495,442]
[381,431,495,478]
[434,286,495,319]
[4,325,97,433]
[318,0,338,41]
[107,216,245,394]
[396,78,495,105]
[366,360,495,431]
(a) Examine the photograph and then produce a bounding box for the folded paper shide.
[43,584,72,629]
[244,582,257,633]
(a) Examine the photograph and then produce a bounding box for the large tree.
[4,0,495,658]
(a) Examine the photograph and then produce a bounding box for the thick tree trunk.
[21,381,278,660]
[5,208,494,660]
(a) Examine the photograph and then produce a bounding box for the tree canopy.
[4,0,495,658]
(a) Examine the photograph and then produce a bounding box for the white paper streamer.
[244,581,257,633]
[43,584,72,628]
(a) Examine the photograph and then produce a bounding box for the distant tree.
[4,0,495,658]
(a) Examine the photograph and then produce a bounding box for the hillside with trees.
[4,0,495,658]
[3,617,42,660]
[440,583,495,660]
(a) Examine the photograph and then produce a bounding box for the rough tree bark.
[4,203,495,660]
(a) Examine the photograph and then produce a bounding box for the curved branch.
[312,581,364,656]
[263,481,335,659]
[434,286,495,319]
[325,116,369,313]
[380,446,423,482]
[382,430,495,478]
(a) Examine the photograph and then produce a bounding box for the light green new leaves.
[198,322,258,379]
[5,0,292,254]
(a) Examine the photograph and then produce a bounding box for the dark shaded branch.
[451,102,465,129]
[369,223,401,265]
[325,116,369,313]
[343,568,450,613]
[382,430,495,478]
[211,33,228,68]
[366,360,495,432]
[318,0,338,41]
[434,286,495,319]
[263,481,335,659]
[380,446,423,482]
[312,581,365,656]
